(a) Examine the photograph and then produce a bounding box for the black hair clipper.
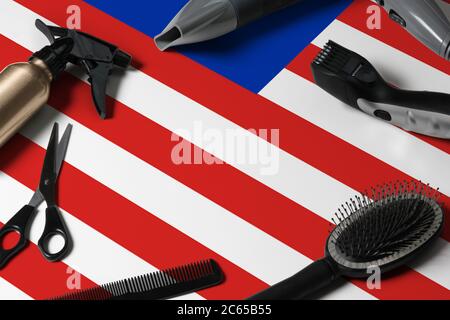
[311,40,450,139]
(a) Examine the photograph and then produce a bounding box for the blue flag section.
[85,0,352,92]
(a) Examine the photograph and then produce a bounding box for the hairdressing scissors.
[0,123,72,268]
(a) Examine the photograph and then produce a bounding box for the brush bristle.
[329,181,442,263]
[313,40,353,73]
[51,259,220,300]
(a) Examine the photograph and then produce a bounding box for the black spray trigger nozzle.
[35,19,132,119]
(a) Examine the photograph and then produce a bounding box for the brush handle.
[247,258,339,300]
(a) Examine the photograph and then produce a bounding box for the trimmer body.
[312,41,450,139]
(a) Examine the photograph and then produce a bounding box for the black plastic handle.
[247,258,339,300]
[87,61,112,119]
[231,0,300,26]
[389,89,450,116]
[0,205,36,269]
[262,0,301,15]
[37,206,72,262]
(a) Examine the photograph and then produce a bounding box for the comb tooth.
[118,280,126,295]
[190,263,200,279]
[177,265,186,282]
[203,260,211,276]
[165,268,175,285]
[127,276,136,293]
[187,263,194,280]
[197,261,206,277]
[135,275,143,293]
[191,262,200,279]
[182,264,190,281]
[142,273,152,291]
[195,261,208,279]
[160,271,169,287]
[136,275,145,292]
[197,261,205,278]
[151,270,160,288]
[109,283,117,297]
[141,274,149,291]
[187,262,196,280]
[154,271,163,289]
[188,263,196,280]
[102,284,110,298]
[141,274,150,291]
[120,279,128,295]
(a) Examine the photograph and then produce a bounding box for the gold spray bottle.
[0,19,132,148]
[0,38,73,147]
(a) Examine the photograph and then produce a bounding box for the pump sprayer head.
[35,19,132,119]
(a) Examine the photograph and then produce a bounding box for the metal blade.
[28,124,72,208]
[28,190,44,207]
[55,124,72,176]
[39,123,59,206]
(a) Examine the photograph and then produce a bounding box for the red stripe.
[287,44,450,242]
[17,0,450,205]
[0,134,267,300]
[10,1,449,245]
[3,138,449,301]
[15,0,450,157]
[352,266,450,300]
[7,0,450,300]
[339,0,450,78]
[0,220,96,299]
[0,16,450,259]
[336,0,450,154]
[0,32,328,262]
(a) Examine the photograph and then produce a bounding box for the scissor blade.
[28,190,44,207]
[55,124,72,176]
[39,123,59,205]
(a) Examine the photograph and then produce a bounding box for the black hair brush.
[50,259,224,300]
[248,181,444,300]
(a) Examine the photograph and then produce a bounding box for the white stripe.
[260,20,450,196]
[0,172,203,299]
[23,105,371,298]
[0,0,443,295]
[0,1,371,296]
[409,239,450,290]
[261,69,450,198]
[0,277,32,300]
[0,0,358,218]
[258,28,450,287]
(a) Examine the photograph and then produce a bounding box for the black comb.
[50,259,224,300]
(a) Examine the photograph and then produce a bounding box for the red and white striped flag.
[0,0,448,300]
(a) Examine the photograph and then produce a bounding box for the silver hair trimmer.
[376,0,450,60]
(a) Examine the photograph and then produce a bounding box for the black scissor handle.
[37,206,72,262]
[0,205,36,269]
